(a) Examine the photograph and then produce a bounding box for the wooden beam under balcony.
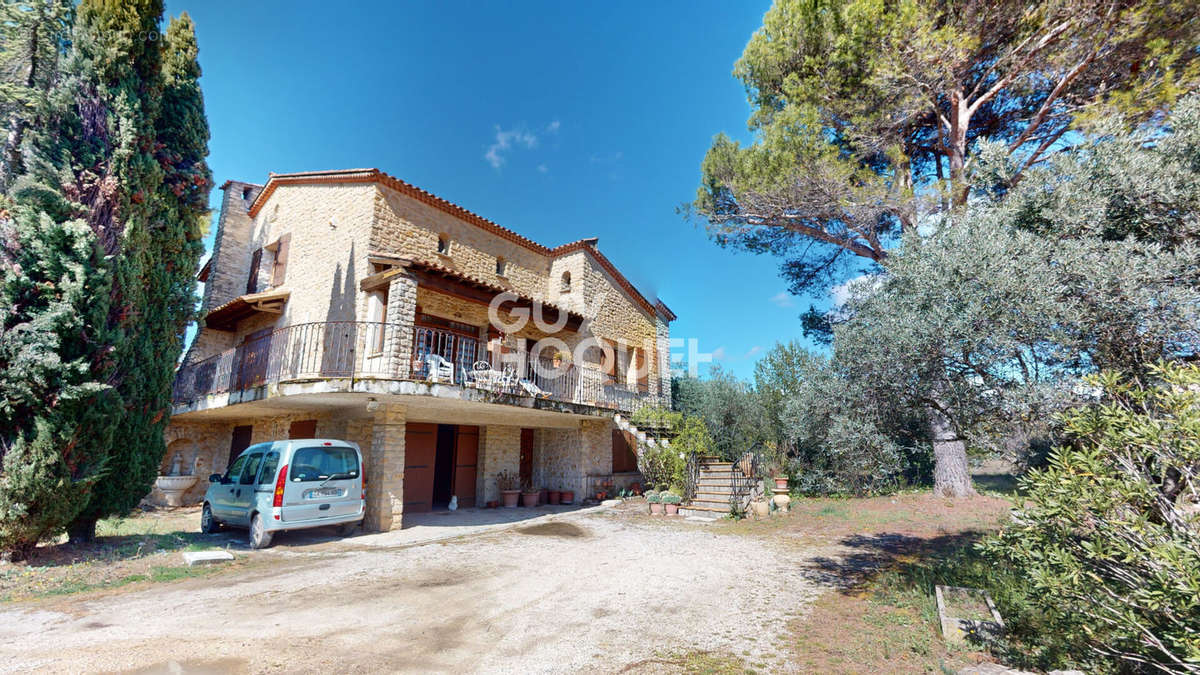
[203,289,289,331]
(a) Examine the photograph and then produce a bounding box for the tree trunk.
[928,404,976,498]
[67,516,98,545]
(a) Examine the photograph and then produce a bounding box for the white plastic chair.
[423,353,455,383]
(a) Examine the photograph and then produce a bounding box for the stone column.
[385,272,418,377]
[655,317,672,408]
[364,404,405,531]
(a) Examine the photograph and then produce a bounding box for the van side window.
[239,453,263,485]
[225,455,248,483]
[258,451,279,486]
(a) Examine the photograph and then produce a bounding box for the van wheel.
[200,503,220,534]
[336,522,358,537]
[249,513,273,549]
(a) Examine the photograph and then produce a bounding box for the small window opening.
[496,257,507,276]
[437,234,450,255]
[560,271,572,293]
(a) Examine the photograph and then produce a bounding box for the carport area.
[0,503,828,673]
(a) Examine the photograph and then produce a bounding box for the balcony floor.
[170,376,619,428]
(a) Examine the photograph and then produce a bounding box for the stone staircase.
[680,456,760,518]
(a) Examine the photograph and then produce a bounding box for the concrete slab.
[182,550,235,566]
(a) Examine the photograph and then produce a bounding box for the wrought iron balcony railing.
[171,321,657,413]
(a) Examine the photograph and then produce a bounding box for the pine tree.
[68,11,211,539]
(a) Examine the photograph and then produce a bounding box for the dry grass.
[0,506,248,602]
[711,490,1015,673]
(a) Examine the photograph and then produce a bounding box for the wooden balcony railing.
[171,321,657,413]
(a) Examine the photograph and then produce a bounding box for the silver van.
[200,439,365,549]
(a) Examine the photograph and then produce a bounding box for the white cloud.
[711,346,727,361]
[537,164,548,174]
[743,345,762,359]
[546,120,560,134]
[770,291,795,308]
[830,273,882,307]
[484,127,539,169]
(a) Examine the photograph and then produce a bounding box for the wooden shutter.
[246,248,262,294]
[270,233,291,287]
[288,419,317,439]
[602,339,617,383]
[636,348,649,393]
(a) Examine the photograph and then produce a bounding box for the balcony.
[171,321,656,414]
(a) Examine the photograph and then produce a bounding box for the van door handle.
[235,489,241,498]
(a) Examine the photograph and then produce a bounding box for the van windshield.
[289,446,359,482]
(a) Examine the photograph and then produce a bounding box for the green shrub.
[660,493,682,506]
[982,363,1200,672]
[645,491,661,503]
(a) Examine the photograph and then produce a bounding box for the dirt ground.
[0,493,1014,674]
[0,503,832,674]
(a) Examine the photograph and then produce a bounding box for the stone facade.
[165,168,670,530]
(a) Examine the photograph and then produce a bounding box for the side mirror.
[208,473,222,483]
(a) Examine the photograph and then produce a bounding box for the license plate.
[306,487,342,499]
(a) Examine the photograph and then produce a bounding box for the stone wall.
[532,419,614,497]
[366,405,405,531]
[146,422,233,506]
[372,186,550,303]
[478,425,521,504]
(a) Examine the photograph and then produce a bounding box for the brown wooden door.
[227,425,253,471]
[404,423,437,513]
[237,328,272,389]
[288,419,317,439]
[453,426,479,508]
[613,429,639,473]
[519,428,534,489]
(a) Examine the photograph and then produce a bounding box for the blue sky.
[166,0,824,379]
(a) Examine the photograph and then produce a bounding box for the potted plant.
[560,488,575,505]
[661,492,682,515]
[548,489,561,505]
[497,471,520,508]
[521,485,540,507]
[773,474,789,490]
[646,490,663,515]
[552,350,571,369]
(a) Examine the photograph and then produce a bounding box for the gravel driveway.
[0,506,830,674]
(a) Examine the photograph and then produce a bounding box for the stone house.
[155,168,675,530]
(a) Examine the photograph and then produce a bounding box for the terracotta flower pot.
[548,490,561,505]
[501,490,520,508]
[521,492,538,507]
[595,491,605,501]
[665,503,679,516]
[650,502,664,515]
[560,490,574,505]
[774,476,789,490]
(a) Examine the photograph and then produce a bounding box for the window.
[436,234,450,255]
[495,257,506,276]
[560,271,571,293]
[367,288,389,352]
[257,452,279,486]
[224,455,248,483]
[238,453,262,485]
[289,446,360,482]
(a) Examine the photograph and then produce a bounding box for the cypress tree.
[0,208,116,560]
[0,0,74,191]
[67,11,211,539]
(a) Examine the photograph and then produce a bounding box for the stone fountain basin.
[155,475,199,506]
